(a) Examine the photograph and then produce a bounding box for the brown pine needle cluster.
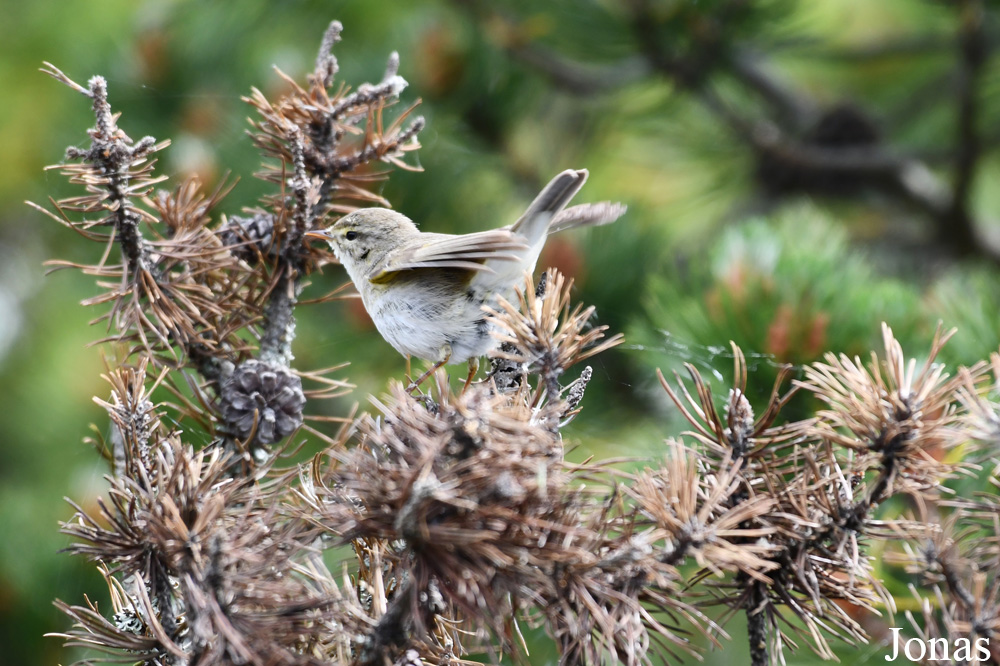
[36,17,1000,666]
[880,352,1000,664]
[304,379,698,666]
[627,443,780,579]
[33,20,422,461]
[56,365,358,665]
[652,326,999,665]
[801,324,975,500]
[486,270,623,422]
[246,28,424,212]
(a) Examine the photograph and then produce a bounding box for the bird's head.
[306,208,418,275]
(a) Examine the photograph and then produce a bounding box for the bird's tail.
[509,169,589,244]
[547,201,627,235]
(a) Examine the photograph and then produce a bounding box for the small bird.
[306,169,625,388]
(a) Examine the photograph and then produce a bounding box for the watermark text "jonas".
[886,628,989,662]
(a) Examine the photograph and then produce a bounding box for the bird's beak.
[305,228,333,242]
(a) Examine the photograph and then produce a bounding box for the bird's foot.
[459,358,480,395]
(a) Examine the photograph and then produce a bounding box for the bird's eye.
[345,231,359,241]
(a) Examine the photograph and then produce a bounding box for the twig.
[938,552,977,611]
[44,67,163,277]
[747,582,768,666]
[259,131,310,368]
[358,580,416,666]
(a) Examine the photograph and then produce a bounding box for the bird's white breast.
[361,279,502,363]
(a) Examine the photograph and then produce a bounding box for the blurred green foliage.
[630,207,929,414]
[1,0,998,664]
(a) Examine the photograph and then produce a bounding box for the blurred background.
[1,0,999,664]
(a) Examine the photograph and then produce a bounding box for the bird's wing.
[368,230,529,284]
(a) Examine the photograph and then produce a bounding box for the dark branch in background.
[452,0,650,96]
[947,0,988,256]
[627,0,998,262]
[936,547,977,612]
[806,33,957,61]
[457,0,1000,265]
[506,45,649,96]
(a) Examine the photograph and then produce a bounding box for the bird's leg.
[407,347,452,394]
[405,355,412,384]
[461,357,480,394]
[407,359,448,393]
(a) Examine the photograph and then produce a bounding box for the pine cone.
[219,213,276,263]
[220,360,305,445]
